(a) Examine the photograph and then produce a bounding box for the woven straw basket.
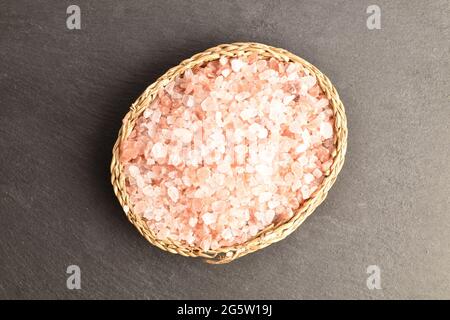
[111,42,347,264]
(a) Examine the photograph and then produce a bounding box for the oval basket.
[111,42,347,264]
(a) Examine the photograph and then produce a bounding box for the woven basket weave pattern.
[111,42,347,264]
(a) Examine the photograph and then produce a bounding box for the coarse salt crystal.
[258,127,268,139]
[231,59,244,72]
[267,199,279,209]
[167,186,179,203]
[215,111,224,127]
[313,168,323,178]
[240,107,258,121]
[221,68,231,77]
[301,185,312,199]
[174,128,193,144]
[304,173,315,184]
[235,91,251,102]
[151,110,162,123]
[295,143,308,154]
[151,142,167,158]
[143,109,152,119]
[202,212,216,225]
[265,210,276,223]
[259,192,272,203]
[183,95,195,107]
[320,122,333,139]
[219,56,228,66]
[255,164,273,176]
[128,165,140,177]
[188,217,197,227]
[292,179,302,192]
[221,228,233,240]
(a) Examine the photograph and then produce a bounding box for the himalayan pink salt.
[151,142,167,159]
[202,212,216,225]
[221,228,233,240]
[313,168,323,178]
[259,192,272,203]
[173,128,193,144]
[188,217,197,227]
[320,122,333,139]
[120,54,335,251]
[231,59,245,72]
[167,186,179,203]
[197,167,210,182]
[303,173,315,184]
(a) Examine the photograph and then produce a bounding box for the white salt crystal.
[221,68,231,77]
[259,192,272,203]
[188,217,197,227]
[320,122,333,139]
[264,210,275,223]
[167,186,179,203]
[202,212,216,225]
[174,128,193,144]
[304,173,315,184]
[295,143,308,154]
[215,111,224,127]
[255,164,273,176]
[151,142,167,158]
[283,95,295,105]
[240,108,257,121]
[231,59,244,72]
[268,200,280,209]
[128,165,140,178]
[221,228,233,240]
[219,56,228,65]
[151,110,162,123]
[235,91,251,102]
[183,95,195,107]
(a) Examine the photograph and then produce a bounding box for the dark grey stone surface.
[0,0,449,299]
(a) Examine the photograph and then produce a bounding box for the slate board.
[0,0,449,299]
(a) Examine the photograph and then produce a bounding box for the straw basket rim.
[110,42,347,264]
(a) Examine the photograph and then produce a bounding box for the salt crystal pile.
[120,54,335,251]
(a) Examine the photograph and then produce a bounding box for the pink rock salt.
[120,55,335,250]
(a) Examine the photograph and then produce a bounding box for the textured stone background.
[0,0,449,299]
